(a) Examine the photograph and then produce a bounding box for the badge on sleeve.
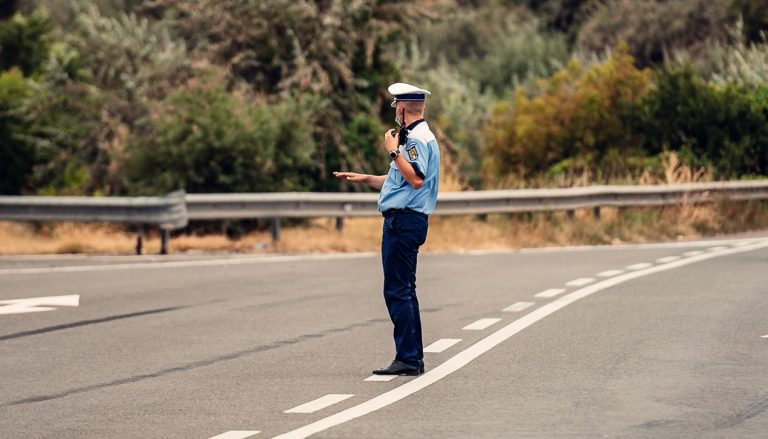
[405,143,418,161]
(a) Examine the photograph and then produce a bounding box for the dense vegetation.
[2,0,768,196]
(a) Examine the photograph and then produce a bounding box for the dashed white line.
[683,250,704,257]
[761,335,768,339]
[656,256,681,263]
[565,277,595,287]
[597,269,624,277]
[463,318,502,330]
[363,375,398,382]
[423,338,462,353]
[284,394,354,414]
[626,262,653,270]
[208,431,260,439]
[502,302,534,312]
[534,288,566,298]
[269,239,768,439]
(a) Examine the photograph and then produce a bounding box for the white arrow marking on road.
[0,295,80,315]
[208,431,260,439]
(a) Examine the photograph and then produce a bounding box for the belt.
[382,208,427,218]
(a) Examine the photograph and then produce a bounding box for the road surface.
[1,236,767,438]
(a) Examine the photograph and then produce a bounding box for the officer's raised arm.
[332,171,387,190]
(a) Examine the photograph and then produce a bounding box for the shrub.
[631,66,768,177]
[483,46,651,185]
[0,7,53,76]
[577,0,735,66]
[125,74,319,195]
[0,68,36,194]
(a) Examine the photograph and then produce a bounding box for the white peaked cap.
[388,82,432,97]
[388,82,431,107]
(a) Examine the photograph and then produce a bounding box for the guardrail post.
[135,225,144,255]
[271,217,281,242]
[160,229,170,255]
[593,206,601,220]
[567,209,575,220]
[335,217,344,232]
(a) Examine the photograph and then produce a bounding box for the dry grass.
[1,200,767,255]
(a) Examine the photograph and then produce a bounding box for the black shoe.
[372,360,422,376]
[419,359,425,374]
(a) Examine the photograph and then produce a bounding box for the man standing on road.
[333,82,440,376]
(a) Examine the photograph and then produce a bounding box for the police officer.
[333,82,440,376]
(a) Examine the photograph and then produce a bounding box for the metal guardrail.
[0,190,187,254]
[185,180,768,218]
[1,181,768,254]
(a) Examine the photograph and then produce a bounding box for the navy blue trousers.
[381,212,428,368]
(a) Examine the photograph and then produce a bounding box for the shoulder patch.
[407,145,418,160]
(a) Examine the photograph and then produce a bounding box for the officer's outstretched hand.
[333,171,368,184]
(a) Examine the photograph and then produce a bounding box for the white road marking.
[597,269,624,277]
[284,394,354,414]
[502,302,534,312]
[656,256,681,263]
[208,431,260,439]
[683,250,704,257]
[0,294,79,315]
[462,318,502,330]
[424,338,462,353]
[269,239,768,439]
[0,253,378,276]
[363,375,398,382]
[534,288,566,298]
[708,246,728,252]
[565,277,595,287]
[626,262,653,270]
[3,237,764,277]
[761,335,768,338]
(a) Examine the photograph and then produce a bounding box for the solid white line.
[4,237,763,276]
[626,262,653,270]
[656,256,681,263]
[363,375,398,382]
[424,338,462,353]
[566,277,594,287]
[284,394,354,414]
[683,250,704,257]
[534,288,566,298]
[270,239,768,439]
[208,431,260,439]
[502,302,535,312]
[596,269,624,277]
[0,253,378,276]
[462,318,502,330]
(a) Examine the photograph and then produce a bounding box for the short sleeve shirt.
[378,122,441,215]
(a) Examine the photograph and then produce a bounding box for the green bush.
[0,7,53,76]
[631,66,768,177]
[125,76,319,195]
[0,68,36,194]
[483,47,651,184]
[577,0,734,66]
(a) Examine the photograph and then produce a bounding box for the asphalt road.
[1,236,767,438]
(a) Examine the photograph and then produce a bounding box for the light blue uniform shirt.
[378,121,440,215]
